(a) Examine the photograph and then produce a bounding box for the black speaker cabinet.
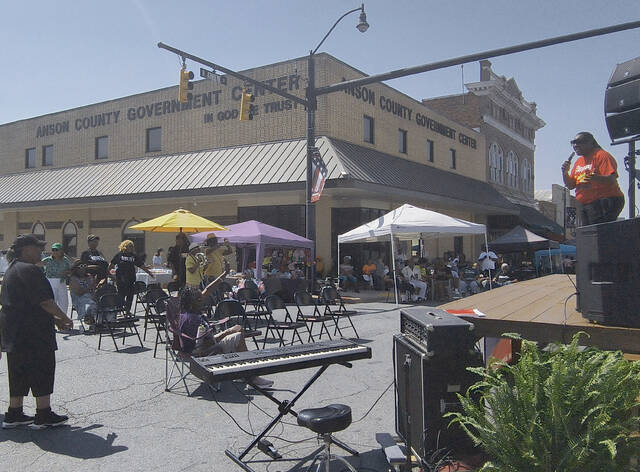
[607,56,640,87]
[605,108,640,141]
[393,334,482,462]
[576,218,640,327]
[605,56,640,141]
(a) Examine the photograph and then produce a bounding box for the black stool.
[297,404,357,472]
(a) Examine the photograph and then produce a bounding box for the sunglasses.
[571,139,587,145]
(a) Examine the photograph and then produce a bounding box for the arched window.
[123,220,145,259]
[62,221,77,257]
[521,159,532,193]
[489,143,504,184]
[32,221,45,241]
[506,151,519,188]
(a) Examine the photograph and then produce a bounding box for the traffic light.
[239,90,255,121]
[178,66,194,103]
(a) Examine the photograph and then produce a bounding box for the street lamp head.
[357,4,369,33]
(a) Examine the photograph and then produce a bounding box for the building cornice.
[482,115,536,151]
[466,80,545,130]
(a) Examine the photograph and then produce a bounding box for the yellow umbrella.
[128,208,228,233]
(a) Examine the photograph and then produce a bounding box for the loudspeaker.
[607,56,640,87]
[393,334,482,462]
[605,56,640,141]
[604,79,640,113]
[576,217,640,327]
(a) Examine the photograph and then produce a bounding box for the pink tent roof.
[190,220,313,248]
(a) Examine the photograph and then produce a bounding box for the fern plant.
[446,333,640,472]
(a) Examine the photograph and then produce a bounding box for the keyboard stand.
[225,363,359,472]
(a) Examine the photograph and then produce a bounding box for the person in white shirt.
[478,247,498,273]
[401,257,427,301]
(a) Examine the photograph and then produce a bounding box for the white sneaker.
[249,376,274,389]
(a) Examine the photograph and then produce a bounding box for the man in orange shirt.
[561,132,624,226]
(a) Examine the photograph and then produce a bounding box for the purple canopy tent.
[190,220,314,279]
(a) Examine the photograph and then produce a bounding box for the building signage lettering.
[342,80,476,149]
[34,73,301,137]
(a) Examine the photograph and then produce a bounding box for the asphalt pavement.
[0,300,426,472]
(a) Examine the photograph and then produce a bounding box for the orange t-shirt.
[569,149,623,205]
[362,263,376,275]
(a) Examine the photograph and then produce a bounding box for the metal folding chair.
[319,286,359,338]
[262,295,307,348]
[293,290,333,342]
[214,299,262,350]
[96,292,143,351]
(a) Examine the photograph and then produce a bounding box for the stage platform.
[442,274,640,356]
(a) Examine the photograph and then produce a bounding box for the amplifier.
[576,218,640,327]
[400,308,476,356]
[393,334,481,461]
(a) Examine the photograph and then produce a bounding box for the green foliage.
[446,333,640,472]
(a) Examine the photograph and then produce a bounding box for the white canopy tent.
[337,204,489,304]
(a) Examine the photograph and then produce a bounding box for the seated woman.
[338,256,359,292]
[69,261,98,326]
[177,278,273,389]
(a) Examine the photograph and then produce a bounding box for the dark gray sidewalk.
[0,301,421,472]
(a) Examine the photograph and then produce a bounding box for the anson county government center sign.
[34,71,476,150]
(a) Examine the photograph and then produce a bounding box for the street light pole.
[305,4,369,279]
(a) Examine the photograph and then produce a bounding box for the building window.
[489,142,504,184]
[62,221,77,257]
[426,139,434,163]
[506,151,519,188]
[95,136,108,159]
[42,145,53,166]
[32,221,45,241]
[363,115,374,144]
[398,129,407,154]
[521,159,532,193]
[123,219,145,256]
[25,148,36,168]
[146,127,161,152]
[449,148,456,169]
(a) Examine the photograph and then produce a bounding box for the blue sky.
[1,0,639,213]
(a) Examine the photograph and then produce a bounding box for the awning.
[516,204,564,238]
[0,137,517,216]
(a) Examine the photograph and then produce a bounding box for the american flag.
[310,147,328,203]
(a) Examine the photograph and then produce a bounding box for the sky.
[1,0,639,214]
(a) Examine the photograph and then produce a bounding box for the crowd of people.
[337,247,521,302]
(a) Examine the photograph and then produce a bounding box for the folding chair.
[164,297,228,394]
[141,287,168,341]
[96,293,143,351]
[319,286,359,338]
[150,295,170,358]
[214,299,262,350]
[166,281,181,296]
[293,290,333,342]
[236,287,267,325]
[132,281,147,315]
[262,295,307,348]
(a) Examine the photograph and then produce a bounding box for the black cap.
[11,234,46,251]
[87,234,100,241]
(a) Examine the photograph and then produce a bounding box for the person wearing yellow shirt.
[203,235,232,283]
[185,243,204,289]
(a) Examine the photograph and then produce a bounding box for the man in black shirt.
[79,234,109,283]
[0,234,73,429]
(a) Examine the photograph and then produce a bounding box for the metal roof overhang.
[0,137,518,216]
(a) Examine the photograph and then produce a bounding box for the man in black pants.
[0,234,73,429]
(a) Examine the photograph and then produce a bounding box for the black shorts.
[6,350,56,397]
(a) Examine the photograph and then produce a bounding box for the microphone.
[567,151,575,162]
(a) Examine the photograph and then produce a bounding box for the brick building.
[423,60,562,239]
[0,54,517,269]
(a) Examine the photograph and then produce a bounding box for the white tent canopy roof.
[337,204,486,243]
